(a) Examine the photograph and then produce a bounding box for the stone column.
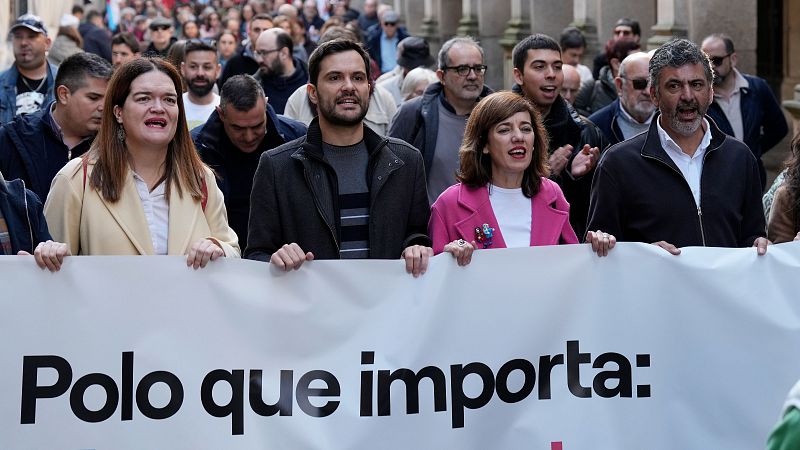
[457,0,480,37]
[783,86,800,137]
[571,0,599,60]
[476,0,511,90]
[647,0,687,51]
[499,0,531,89]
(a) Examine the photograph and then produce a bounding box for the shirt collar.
[618,101,655,125]
[656,116,712,159]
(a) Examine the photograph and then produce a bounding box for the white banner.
[2,243,800,449]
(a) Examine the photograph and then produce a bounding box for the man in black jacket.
[586,38,769,255]
[0,52,112,201]
[511,34,605,239]
[218,14,273,87]
[245,39,432,276]
[193,75,307,250]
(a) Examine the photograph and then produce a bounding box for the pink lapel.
[453,185,507,249]
[530,180,570,246]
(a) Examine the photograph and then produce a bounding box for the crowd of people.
[0,1,798,445]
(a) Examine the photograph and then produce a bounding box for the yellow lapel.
[167,178,200,255]
[97,169,154,255]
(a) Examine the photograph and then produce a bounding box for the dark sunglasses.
[627,78,649,90]
[709,53,732,66]
[383,21,397,26]
[151,25,171,31]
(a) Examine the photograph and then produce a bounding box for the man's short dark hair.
[71,5,84,15]
[86,9,103,22]
[184,39,217,57]
[559,27,586,51]
[111,32,140,53]
[615,18,641,37]
[273,29,294,55]
[220,75,265,112]
[705,33,735,54]
[649,38,714,94]
[308,38,371,86]
[54,52,113,94]
[252,13,274,23]
[512,34,560,72]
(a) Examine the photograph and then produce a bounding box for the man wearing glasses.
[253,28,308,114]
[588,52,655,146]
[365,10,409,75]
[143,16,176,58]
[389,36,492,204]
[701,34,788,190]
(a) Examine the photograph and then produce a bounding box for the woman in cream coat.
[45,58,239,267]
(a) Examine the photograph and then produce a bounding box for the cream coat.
[44,158,240,257]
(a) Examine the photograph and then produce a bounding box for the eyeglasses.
[151,25,171,32]
[255,48,281,58]
[709,53,732,66]
[443,64,487,77]
[383,22,397,26]
[621,77,648,90]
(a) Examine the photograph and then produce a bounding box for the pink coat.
[428,179,579,254]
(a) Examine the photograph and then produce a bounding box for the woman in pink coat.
[428,91,614,265]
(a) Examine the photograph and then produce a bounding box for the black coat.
[0,173,51,254]
[245,119,431,261]
[587,115,766,247]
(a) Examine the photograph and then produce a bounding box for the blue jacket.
[365,27,410,73]
[0,173,51,254]
[706,73,788,189]
[0,63,57,124]
[0,102,93,201]
[588,98,625,146]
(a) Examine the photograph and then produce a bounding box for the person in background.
[217,29,239,69]
[702,33,788,190]
[389,36,493,205]
[574,38,640,116]
[253,28,309,114]
[430,92,616,264]
[193,75,306,250]
[45,58,240,265]
[201,11,222,39]
[768,133,800,243]
[357,0,380,32]
[48,14,84,67]
[593,18,641,80]
[767,380,800,449]
[376,36,435,106]
[111,33,141,69]
[181,20,200,40]
[219,13,273,86]
[181,39,222,129]
[1,170,69,271]
[0,14,55,124]
[588,52,655,146]
[144,16,177,58]
[301,0,325,41]
[283,27,397,135]
[559,26,593,85]
[365,10,408,75]
[0,52,113,201]
[80,9,113,63]
[560,64,582,105]
[400,67,438,103]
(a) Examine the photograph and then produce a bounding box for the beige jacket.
[44,158,240,257]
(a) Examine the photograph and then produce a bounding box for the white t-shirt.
[488,184,532,248]
[183,92,220,130]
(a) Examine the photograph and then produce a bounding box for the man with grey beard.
[586,38,768,256]
[588,52,656,146]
